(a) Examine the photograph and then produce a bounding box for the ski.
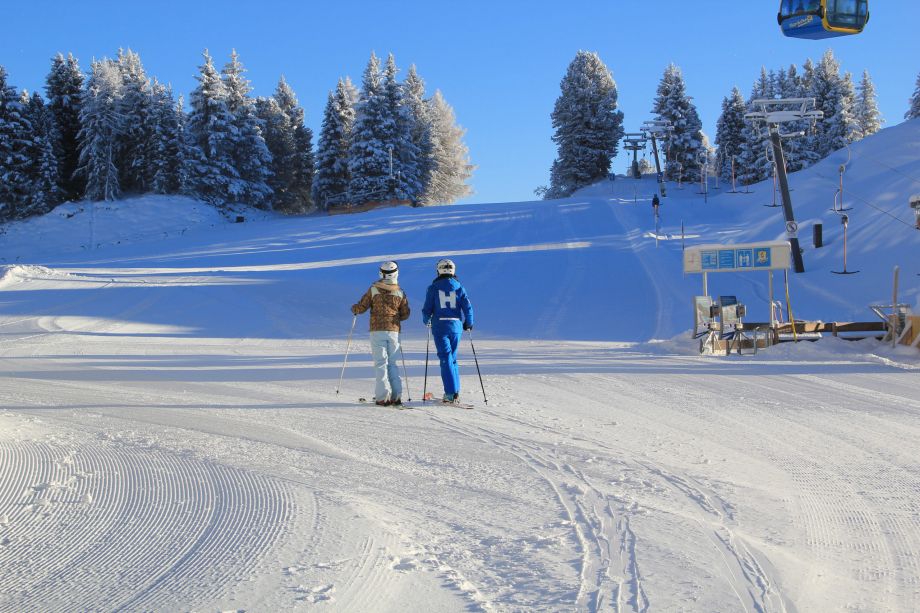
[358,397,415,410]
[424,400,474,410]
[356,396,474,410]
[421,392,474,410]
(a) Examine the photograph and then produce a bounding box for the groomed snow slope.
[0,122,919,612]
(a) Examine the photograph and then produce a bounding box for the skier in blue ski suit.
[422,259,474,403]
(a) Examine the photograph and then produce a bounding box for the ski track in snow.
[0,425,293,612]
[480,377,786,613]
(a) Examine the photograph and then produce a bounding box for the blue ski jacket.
[422,275,474,332]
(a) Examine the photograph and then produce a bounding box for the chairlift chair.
[778,0,869,39]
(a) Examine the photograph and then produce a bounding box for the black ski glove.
[463,322,472,331]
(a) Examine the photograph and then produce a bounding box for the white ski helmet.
[436,258,456,276]
[379,260,399,282]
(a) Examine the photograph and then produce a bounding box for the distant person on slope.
[351,261,410,406]
[422,259,474,404]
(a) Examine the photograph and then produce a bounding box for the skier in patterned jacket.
[351,261,410,406]
[421,259,474,403]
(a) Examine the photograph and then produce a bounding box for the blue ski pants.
[433,327,461,396]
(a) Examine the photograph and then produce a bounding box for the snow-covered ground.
[1,122,920,611]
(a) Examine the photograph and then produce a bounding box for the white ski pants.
[370,331,402,401]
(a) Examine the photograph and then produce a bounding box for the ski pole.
[336,315,357,395]
[398,332,411,402]
[467,329,487,405]
[423,322,431,401]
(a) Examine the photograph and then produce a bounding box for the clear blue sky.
[2,1,918,204]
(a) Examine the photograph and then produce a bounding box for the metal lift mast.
[641,120,673,198]
[744,98,823,274]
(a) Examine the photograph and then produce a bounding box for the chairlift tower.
[641,119,674,197]
[744,98,823,274]
[623,132,648,179]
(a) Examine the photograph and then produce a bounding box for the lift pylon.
[641,119,674,197]
[744,98,823,274]
[623,132,648,180]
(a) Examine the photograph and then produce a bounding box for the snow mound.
[0,265,69,288]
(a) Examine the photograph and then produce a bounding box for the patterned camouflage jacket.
[352,281,410,332]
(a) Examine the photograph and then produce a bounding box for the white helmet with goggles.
[379,261,399,282]
[436,258,456,276]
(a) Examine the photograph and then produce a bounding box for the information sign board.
[684,241,791,274]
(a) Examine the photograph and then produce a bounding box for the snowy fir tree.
[173,95,191,194]
[116,49,153,194]
[652,63,704,183]
[44,53,84,201]
[383,54,423,202]
[185,50,238,206]
[149,80,184,195]
[255,94,299,212]
[810,50,859,159]
[855,70,882,139]
[421,90,474,205]
[403,65,434,201]
[0,67,33,219]
[23,91,62,216]
[793,58,824,171]
[313,78,357,210]
[221,50,273,209]
[736,68,775,185]
[776,64,812,173]
[547,51,624,199]
[271,76,314,213]
[348,52,395,203]
[76,59,124,202]
[906,71,920,120]
[714,87,746,182]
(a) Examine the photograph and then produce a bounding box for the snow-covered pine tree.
[23,91,62,216]
[273,76,314,213]
[906,71,920,120]
[403,65,433,202]
[0,68,33,219]
[547,51,624,198]
[149,80,183,194]
[652,63,704,183]
[76,59,123,202]
[116,49,152,194]
[254,94,298,212]
[855,69,882,139]
[185,50,238,206]
[841,71,861,144]
[44,53,84,201]
[714,87,746,182]
[796,58,823,169]
[736,67,775,185]
[383,54,422,202]
[174,95,190,194]
[420,90,473,205]
[810,49,859,158]
[777,64,810,173]
[313,78,357,210]
[348,52,393,204]
[221,50,272,208]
